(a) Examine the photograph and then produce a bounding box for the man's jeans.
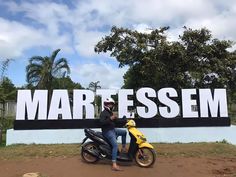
[103,128,127,162]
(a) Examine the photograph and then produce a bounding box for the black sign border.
[14,117,231,130]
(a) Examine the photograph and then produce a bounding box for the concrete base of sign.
[6,125,236,145]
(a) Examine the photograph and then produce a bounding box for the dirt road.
[1,156,236,177]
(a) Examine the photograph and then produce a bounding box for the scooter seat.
[87,129,105,140]
[85,129,111,146]
[92,131,113,147]
[94,131,104,139]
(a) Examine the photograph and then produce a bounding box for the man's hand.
[110,115,117,120]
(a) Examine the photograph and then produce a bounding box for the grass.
[0,144,81,160]
[0,115,235,160]
[155,142,236,158]
[0,142,236,160]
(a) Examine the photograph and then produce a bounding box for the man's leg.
[115,128,127,150]
[103,130,122,170]
[103,130,118,162]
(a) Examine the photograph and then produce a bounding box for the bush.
[0,131,6,147]
[0,116,14,131]
[231,117,236,125]
[229,112,236,125]
[0,117,13,146]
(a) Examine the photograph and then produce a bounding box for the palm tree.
[89,81,101,117]
[89,81,101,92]
[1,59,13,83]
[26,49,70,91]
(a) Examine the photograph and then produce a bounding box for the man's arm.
[100,111,113,125]
[115,117,127,126]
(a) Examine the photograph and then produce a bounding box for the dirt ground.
[1,156,236,177]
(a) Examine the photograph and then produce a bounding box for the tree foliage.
[0,59,12,82]
[0,77,16,101]
[52,76,83,90]
[0,77,16,132]
[0,59,15,133]
[26,49,71,91]
[1,59,16,101]
[88,81,101,92]
[88,81,102,115]
[95,26,236,90]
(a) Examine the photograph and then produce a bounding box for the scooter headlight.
[125,120,136,127]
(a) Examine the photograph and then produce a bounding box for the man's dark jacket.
[100,108,126,133]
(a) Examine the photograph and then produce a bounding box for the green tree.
[89,81,101,92]
[179,27,236,88]
[95,26,236,90]
[52,76,83,90]
[88,81,101,117]
[0,77,16,134]
[0,77,16,100]
[0,59,15,143]
[26,49,71,93]
[1,59,12,81]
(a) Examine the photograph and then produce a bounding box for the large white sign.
[16,88,228,120]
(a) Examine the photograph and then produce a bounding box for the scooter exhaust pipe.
[82,146,100,158]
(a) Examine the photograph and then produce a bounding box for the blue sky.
[0,0,236,89]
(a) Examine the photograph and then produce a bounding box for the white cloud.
[74,30,107,57]
[133,24,152,34]
[0,17,43,58]
[2,0,236,59]
[5,1,74,33]
[184,10,236,41]
[71,62,128,89]
[0,16,73,59]
[1,0,236,88]
[0,1,74,59]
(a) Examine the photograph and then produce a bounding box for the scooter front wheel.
[135,147,156,167]
[81,142,99,163]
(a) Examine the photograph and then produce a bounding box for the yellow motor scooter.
[81,119,156,167]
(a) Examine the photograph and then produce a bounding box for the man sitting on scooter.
[100,98,127,171]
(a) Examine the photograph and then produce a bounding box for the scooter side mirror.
[122,116,128,127]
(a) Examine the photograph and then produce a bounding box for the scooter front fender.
[138,142,154,149]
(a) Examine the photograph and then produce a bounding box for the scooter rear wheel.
[81,142,99,163]
[135,147,156,167]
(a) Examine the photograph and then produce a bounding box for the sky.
[0,0,236,89]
